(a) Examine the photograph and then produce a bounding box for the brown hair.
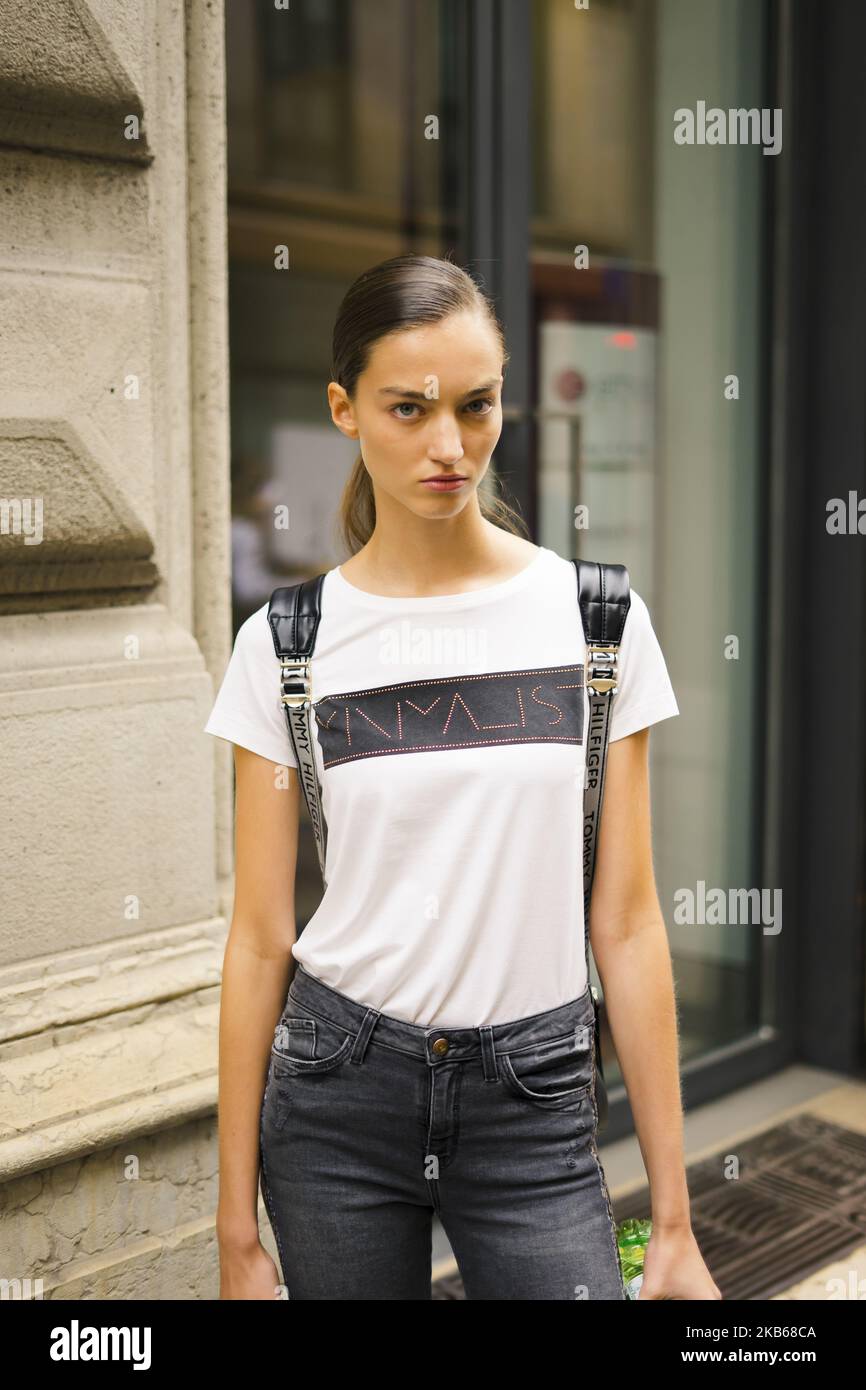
[331,253,530,555]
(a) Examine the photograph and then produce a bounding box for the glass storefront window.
[225,0,774,1063]
[532,0,769,1069]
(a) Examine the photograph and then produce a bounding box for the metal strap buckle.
[586,643,619,695]
[280,656,311,708]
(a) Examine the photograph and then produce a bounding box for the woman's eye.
[392,403,421,419]
[465,397,495,415]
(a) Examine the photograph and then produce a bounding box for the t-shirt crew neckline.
[332,545,547,612]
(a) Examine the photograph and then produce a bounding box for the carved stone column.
[0,0,237,1299]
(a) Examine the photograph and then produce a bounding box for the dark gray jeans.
[259,962,626,1300]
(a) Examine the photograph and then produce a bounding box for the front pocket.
[500,1025,594,1111]
[273,1018,316,1062]
[272,1010,355,1076]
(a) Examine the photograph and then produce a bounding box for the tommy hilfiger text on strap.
[267,557,631,1130]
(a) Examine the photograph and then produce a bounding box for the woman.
[204,253,721,1301]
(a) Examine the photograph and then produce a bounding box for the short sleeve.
[203,601,297,766]
[605,588,679,743]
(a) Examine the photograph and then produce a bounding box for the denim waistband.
[288,962,596,1065]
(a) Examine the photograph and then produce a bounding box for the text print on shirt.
[313,663,584,769]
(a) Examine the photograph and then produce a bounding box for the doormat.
[430,1113,866,1300]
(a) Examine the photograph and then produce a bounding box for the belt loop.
[479,1025,499,1081]
[350,1007,379,1064]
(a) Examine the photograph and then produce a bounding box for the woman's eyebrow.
[378,379,500,401]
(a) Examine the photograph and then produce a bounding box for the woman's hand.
[637,1224,722,1300]
[219,1232,285,1300]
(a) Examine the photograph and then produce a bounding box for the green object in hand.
[616,1217,652,1300]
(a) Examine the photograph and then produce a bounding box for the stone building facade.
[0,0,237,1299]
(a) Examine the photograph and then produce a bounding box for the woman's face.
[328,309,504,518]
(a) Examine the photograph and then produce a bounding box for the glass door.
[531,0,772,1075]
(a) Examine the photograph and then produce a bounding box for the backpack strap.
[268,576,329,884]
[572,559,631,1129]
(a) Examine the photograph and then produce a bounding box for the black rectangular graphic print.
[313,664,585,769]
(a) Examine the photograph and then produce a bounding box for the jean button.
[432,1037,449,1056]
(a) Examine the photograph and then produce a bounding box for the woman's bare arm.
[588,727,721,1299]
[216,743,300,1293]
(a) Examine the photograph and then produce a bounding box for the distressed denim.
[259,962,626,1301]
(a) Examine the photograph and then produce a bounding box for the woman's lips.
[420,477,467,491]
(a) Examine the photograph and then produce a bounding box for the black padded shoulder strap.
[572,559,630,646]
[268,574,326,658]
[268,573,326,706]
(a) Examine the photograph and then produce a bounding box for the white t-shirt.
[203,544,679,1027]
